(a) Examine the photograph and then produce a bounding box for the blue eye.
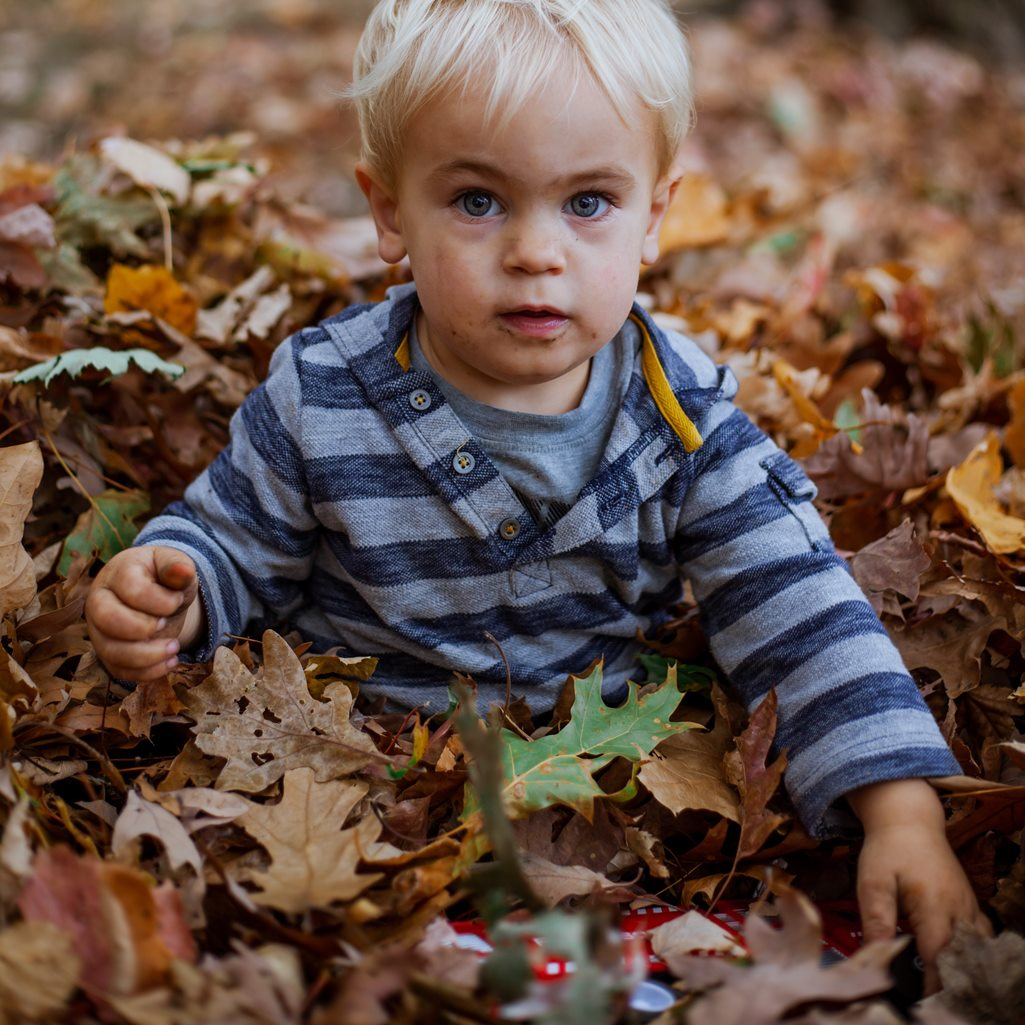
[456,190,500,218]
[568,193,610,218]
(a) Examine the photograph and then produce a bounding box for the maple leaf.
[0,441,43,616]
[183,630,382,793]
[723,690,788,859]
[237,766,385,913]
[499,662,695,820]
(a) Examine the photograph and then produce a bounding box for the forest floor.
[1,1,1025,1023]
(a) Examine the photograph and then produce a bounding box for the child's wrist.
[846,778,946,834]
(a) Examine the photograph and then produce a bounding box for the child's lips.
[500,308,569,336]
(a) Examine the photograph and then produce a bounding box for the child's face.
[358,61,678,414]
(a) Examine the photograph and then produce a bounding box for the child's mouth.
[501,308,568,335]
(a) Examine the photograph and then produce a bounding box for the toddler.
[85,0,988,988]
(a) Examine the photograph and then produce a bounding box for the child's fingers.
[87,586,168,640]
[95,635,181,674]
[857,874,898,945]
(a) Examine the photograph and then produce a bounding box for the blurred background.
[2,0,1024,218]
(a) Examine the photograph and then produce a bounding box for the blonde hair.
[349,0,694,187]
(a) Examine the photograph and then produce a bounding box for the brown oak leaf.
[183,630,382,793]
[0,441,43,617]
[237,766,387,913]
[850,518,932,613]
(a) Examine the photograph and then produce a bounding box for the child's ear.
[640,170,682,267]
[355,163,408,264]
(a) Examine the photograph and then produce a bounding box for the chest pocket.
[760,452,830,552]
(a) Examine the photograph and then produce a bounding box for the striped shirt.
[137,282,958,834]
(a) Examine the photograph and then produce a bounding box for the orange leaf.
[658,173,731,253]
[1005,377,1025,469]
[104,263,198,337]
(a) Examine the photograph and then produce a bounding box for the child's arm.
[85,545,205,680]
[847,778,991,993]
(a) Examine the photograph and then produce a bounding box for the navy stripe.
[307,453,435,502]
[324,532,502,585]
[674,481,794,563]
[240,385,306,492]
[699,551,843,633]
[207,456,316,558]
[779,672,927,744]
[725,600,888,700]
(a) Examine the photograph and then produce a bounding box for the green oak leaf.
[13,347,185,387]
[500,662,696,820]
[58,488,149,576]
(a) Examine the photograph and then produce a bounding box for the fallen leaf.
[850,518,932,612]
[119,676,186,739]
[658,172,732,252]
[803,391,929,499]
[723,690,788,858]
[516,851,637,907]
[649,909,747,959]
[100,137,192,206]
[57,488,149,576]
[935,921,1025,1025]
[662,889,903,1025]
[640,713,740,821]
[0,441,43,616]
[238,767,384,913]
[891,610,1003,699]
[184,631,382,793]
[104,262,199,337]
[500,662,695,819]
[947,432,1025,555]
[18,846,196,996]
[0,920,80,1024]
[111,790,204,875]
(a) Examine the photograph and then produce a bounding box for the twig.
[12,721,127,794]
[145,184,174,271]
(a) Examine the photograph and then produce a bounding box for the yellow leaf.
[104,263,198,337]
[946,432,1025,554]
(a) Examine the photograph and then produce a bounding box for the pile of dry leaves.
[2,10,1025,1025]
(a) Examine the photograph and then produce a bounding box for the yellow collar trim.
[394,333,411,371]
[635,313,703,452]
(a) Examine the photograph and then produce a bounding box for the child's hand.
[85,545,204,681]
[847,778,992,994]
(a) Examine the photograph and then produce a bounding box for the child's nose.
[502,218,566,275]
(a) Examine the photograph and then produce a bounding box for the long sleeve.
[673,385,959,836]
[135,333,320,658]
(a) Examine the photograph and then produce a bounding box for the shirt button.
[452,450,476,475]
[408,389,432,411]
[499,517,521,540]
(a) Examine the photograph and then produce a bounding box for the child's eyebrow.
[428,159,638,192]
